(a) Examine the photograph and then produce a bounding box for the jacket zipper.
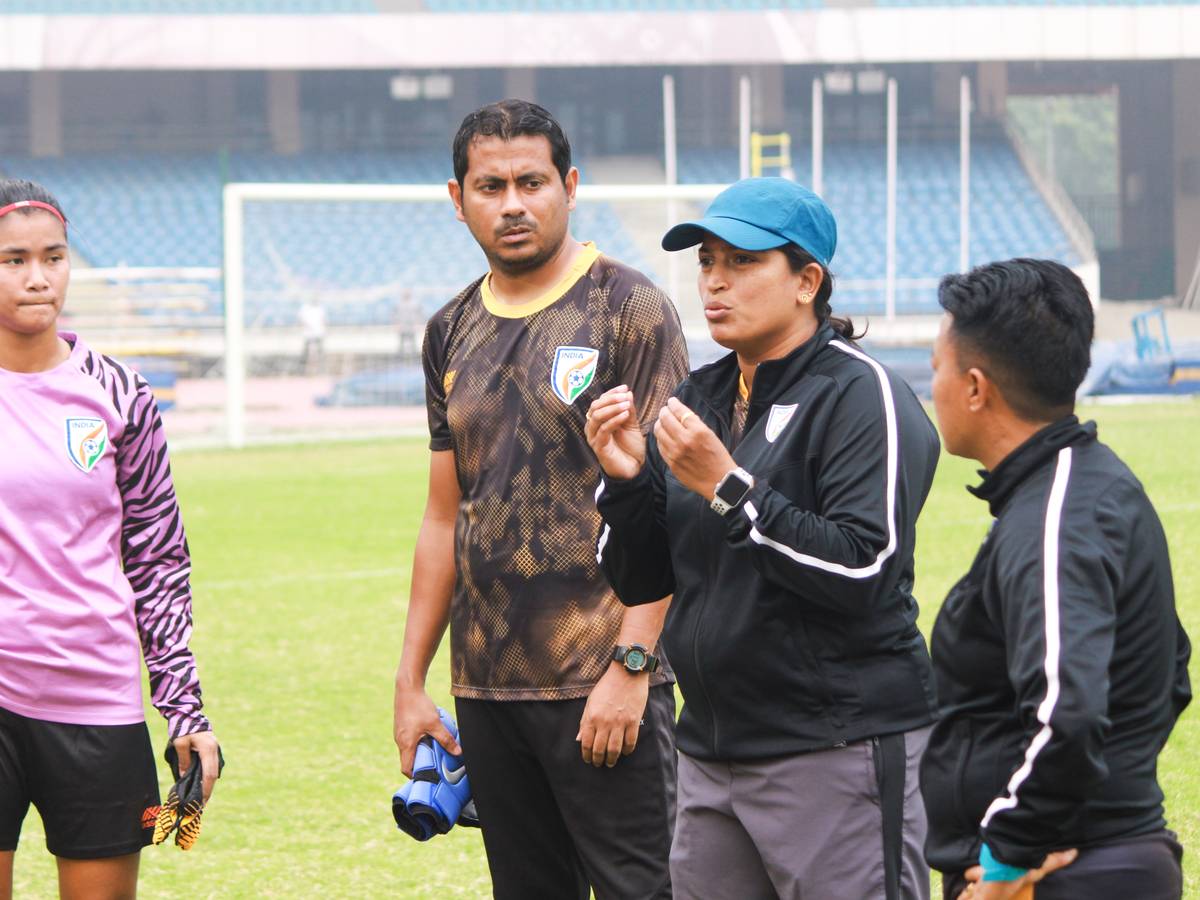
[691,378,845,753]
[692,512,722,757]
[689,398,733,759]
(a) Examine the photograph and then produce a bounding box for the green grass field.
[10,400,1200,898]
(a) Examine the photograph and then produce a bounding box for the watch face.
[624,648,647,671]
[715,471,751,505]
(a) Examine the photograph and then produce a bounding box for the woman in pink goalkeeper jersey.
[0,178,220,900]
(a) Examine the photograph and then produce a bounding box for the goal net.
[78,181,946,449]
[217,182,733,449]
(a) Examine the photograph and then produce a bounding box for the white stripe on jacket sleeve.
[594,479,610,565]
[741,339,899,580]
[981,446,1074,829]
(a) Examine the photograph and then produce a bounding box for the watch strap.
[612,644,661,674]
[711,467,754,516]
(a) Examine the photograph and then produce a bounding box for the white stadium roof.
[1,7,1199,70]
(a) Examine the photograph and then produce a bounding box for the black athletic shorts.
[0,704,160,859]
[456,684,677,900]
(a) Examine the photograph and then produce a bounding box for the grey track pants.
[671,727,932,900]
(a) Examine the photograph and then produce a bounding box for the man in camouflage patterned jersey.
[392,100,688,900]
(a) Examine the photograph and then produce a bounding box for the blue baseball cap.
[662,177,837,268]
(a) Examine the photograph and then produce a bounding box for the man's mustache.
[496,217,536,238]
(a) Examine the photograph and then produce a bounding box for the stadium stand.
[679,140,1077,313]
[422,0,823,10]
[0,0,1194,14]
[420,0,1197,10]
[0,1,379,12]
[0,151,655,326]
[873,0,1200,6]
[1,136,1076,322]
[4,0,1194,12]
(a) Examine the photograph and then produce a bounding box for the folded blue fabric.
[979,843,1029,883]
[392,708,479,841]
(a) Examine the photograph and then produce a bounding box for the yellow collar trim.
[481,242,600,319]
[738,372,751,402]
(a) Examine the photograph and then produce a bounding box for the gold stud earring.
[800,293,812,304]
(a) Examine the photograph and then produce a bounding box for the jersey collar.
[481,242,600,319]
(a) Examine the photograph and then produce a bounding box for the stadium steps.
[676,138,1081,315]
[0,151,652,328]
[2,137,1083,326]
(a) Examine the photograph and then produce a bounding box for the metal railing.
[1003,120,1098,265]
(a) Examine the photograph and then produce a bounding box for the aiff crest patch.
[65,417,108,473]
[764,404,798,444]
[551,346,599,405]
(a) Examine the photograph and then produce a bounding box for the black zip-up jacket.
[596,323,941,760]
[921,416,1192,874]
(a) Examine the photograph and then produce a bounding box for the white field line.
[198,502,1199,592]
[200,567,408,592]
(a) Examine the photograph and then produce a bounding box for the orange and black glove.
[153,742,225,850]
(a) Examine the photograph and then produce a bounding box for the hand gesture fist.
[654,398,738,501]
[585,386,646,481]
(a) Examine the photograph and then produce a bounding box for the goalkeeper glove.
[153,741,225,850]
[392,708,478,841]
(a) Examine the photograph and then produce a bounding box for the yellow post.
[750,131,792,178]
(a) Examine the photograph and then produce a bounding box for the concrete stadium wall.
[2,7,1200,70]
[1174,60,1200,303]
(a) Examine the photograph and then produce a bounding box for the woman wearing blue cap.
[585,177,941,899]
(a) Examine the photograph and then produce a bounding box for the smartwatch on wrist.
[613,643,661,675]
[710,467,754,516]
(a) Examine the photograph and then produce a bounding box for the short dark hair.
[0,178,67,224]
[938,258,1093,421]
[780,243,864,341]
[451,99,572,186]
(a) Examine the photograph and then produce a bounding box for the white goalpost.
[220,181,729,449]
[215,74,1000,449]
[217,180,962,450]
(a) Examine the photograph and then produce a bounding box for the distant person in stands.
[0,178,221,900]
[394,288,420,358]
[922,258,1191,900]
[391,100,687,899]
[299,299,326,374]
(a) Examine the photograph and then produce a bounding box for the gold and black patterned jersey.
[423,244,689,701]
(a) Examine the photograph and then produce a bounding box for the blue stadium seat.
[416,0,1197,9]
[869,0,1196,6]
[678,139,1079,315]
[7,0,1191,11]
[421,0,827,11]
[1,138,1080,323]
[0,0,378,13]
[0,150,659,326]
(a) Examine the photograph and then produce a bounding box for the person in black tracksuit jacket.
[922,259,1192,900]
[596,319,940,757]
[585,178,940,899]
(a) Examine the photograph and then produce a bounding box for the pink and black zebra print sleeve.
[84,349,210,738]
